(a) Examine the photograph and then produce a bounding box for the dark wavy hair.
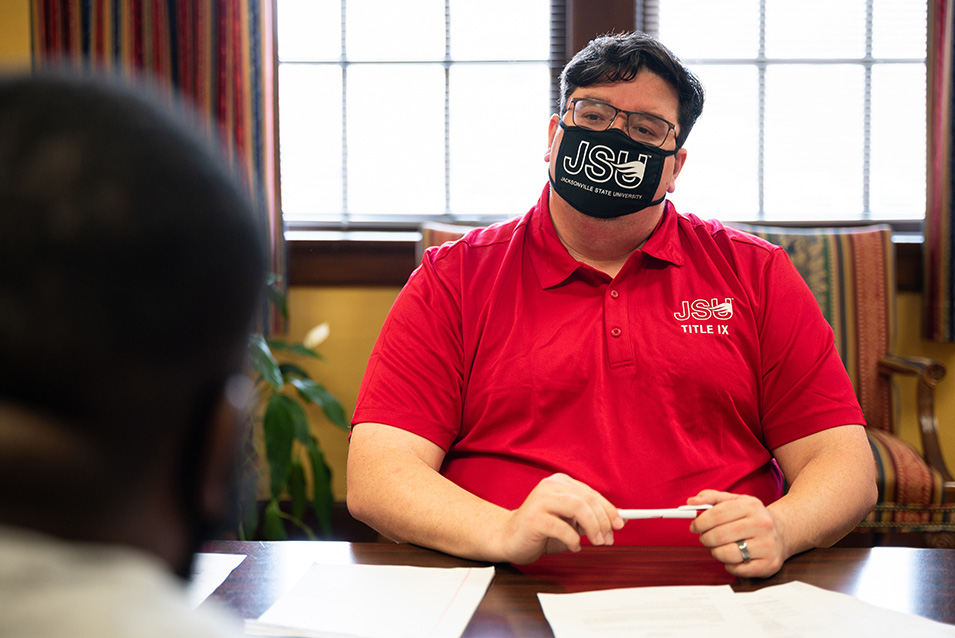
[560,31,705,148]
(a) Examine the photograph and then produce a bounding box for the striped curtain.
[30,0,284,332]
[925,0,955,342]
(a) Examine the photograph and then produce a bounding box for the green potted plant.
[239,277,349,540]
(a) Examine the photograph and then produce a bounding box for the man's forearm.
[769,442,878,558]
[346,427,513,562]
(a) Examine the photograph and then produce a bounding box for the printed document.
[538,581,955,638]
[187,552,246,608]
[539,584,761,638]
[245,563,495,638]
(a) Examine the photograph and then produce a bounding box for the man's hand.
[497,473,625,565]
[687,490,786,578]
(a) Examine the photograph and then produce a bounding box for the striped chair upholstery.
[734,224,955,541]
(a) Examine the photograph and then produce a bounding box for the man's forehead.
[570,75,679,123]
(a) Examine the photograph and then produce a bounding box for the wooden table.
[201,541,955,637]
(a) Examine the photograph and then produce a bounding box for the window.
[656,0,927,223]
[277,0,559,229]
[278,0,928,230]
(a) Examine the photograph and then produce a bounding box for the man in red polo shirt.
[347,31,877,578]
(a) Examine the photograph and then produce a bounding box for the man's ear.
[667,147,688,193]
[544,113,560,162]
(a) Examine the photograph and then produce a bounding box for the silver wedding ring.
[736,539,751,563]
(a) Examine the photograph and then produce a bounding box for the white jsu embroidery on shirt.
[673,298,733,334]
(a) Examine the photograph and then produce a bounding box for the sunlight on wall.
[895,292,955,465]
[0,0,31,71]
[285,286,400,500]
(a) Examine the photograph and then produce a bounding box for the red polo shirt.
[353,184,864,545]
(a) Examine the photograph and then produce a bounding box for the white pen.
[617,504,713,520]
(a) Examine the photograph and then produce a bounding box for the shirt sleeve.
[754,246,866,450]
[351,245,466,451]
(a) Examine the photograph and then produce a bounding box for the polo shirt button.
[610,289,620,299]
[610,327,622,338]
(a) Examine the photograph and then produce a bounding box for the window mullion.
[638,0,660,37]
[758,0,766,220]
[862,0,874,220]
[550,0,567,111]
[444,0,452,217]
[340,0,349,224]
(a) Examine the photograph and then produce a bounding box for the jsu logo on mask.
[562,140,648,189]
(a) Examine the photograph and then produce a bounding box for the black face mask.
[549,120,678,219]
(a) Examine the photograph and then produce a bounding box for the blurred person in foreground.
[347,31,877,578]
[0,72,265,637]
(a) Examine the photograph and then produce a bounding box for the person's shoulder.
[424,215,526,264]
[676,211,780,255]
[0,528,244,638]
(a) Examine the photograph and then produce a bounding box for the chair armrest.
[878,354,953,483]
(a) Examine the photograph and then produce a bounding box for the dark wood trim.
[287,235,419,287]
[565,0,636,56]
[896,241,922,293]
[287,234,924,293]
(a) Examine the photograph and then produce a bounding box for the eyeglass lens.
[572,99,672,146]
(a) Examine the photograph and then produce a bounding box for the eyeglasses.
[567,98,677,148]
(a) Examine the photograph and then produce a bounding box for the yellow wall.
[894,293,955,459]
[283,287,399,500]
[0,0,31,71]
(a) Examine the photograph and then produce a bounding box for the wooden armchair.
[420,222,955,544]
[733,224,955,545]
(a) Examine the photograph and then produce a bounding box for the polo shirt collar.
[529,184,684,289]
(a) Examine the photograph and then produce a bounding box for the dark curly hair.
[560,31,705,148]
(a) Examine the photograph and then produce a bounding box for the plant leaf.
[278,362,312,380]
[268,340,323,360]
[275,394,311,445]
[248,333,283,390]
[288,459,307,521]
[262,499,287,541]
[306,438,334,537]
[289,378,349,430]
[265,275,289,322]
[263,394,295,497]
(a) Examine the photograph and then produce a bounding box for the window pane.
[658,0,759,59]
[766,0,866,59]
[870,64,925,219]
[873,0,927,58]
[764,65,864,219]
[449,64,550,217]
[347,0,445,61]
[347,65,445,216]
[670,65,759,219]
[279,65,343,221]
[449,0,549,60]
[277,0,340,61]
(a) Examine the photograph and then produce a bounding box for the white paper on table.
[187,553,246,608]
[244,563,495,638]
[538,584,763,638]
[538,580,955,638]
[736,581,955,637]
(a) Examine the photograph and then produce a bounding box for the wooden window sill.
[288,231,924,293]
